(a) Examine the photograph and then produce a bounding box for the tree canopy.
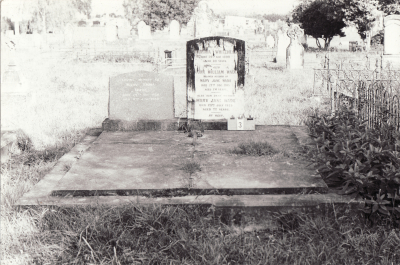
[377,0,400,15]
[291,0,346,49]
[72,0,92,19]
[333,0,380,39]
[123,0,200,31]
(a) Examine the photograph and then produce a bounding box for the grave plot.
[15,37,355,209]
[49,126,328,197]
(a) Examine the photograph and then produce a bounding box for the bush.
[305,107,400,226]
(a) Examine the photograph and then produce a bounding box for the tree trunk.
[324,37,332,50]
[316,38,322,49]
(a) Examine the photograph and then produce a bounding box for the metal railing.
[313,52,400,131]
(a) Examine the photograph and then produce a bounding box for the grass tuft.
[231,141,278,156]
[181,161,202,175]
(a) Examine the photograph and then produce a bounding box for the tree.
[73,0,92,19]
[377,0,400,14]
[333,0,379,40]
[123,0,200,31]
[291,0,346,49]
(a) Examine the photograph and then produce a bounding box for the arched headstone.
[384,15,400,55]
[138,21,151,40]
[170,20,180,39]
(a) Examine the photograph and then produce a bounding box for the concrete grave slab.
[48,126,327,197]
[15,126,364,209]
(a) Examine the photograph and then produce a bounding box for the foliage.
[334,0,380,40]
[377,0,400,14]
[72,0,92,19]
[306,107,400,226]
[291,0,346,49]
[123,0,200,31]
[1,17,13,33]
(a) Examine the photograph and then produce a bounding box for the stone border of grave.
[14,128,363,210]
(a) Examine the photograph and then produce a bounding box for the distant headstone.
[64,23,73,46]
[276,29,290,63]
[6,30,14,37]
[187,20,195,37]
[1,57,23,93]
[384,15,400,55]
[192,1,213,37]
[286,24,305,69]
[266,35,274,48]
[186,37,246,120]
[138,21,151,40]
[109,71,174,121]
[170,20,180,39]
[118,19,131,38]
[106,21,118,42]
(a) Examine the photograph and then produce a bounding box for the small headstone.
[186,37,246,120]
[276,29,290,63]
[384,15,400,55]
[109,71,174,121]
[170,20,180,39]
[266,35,274,48]
[138,21,151,40]
[117,19,131,38]
[64,23,73,46]
[6,30,14,37]
[286,24,305,69]
[106,21,118,42]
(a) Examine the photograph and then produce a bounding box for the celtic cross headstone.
[286,24,304,69]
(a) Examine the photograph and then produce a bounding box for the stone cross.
[286,24,305,69]
[287,24,304,44]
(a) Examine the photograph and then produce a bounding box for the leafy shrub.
[305,107,400,226]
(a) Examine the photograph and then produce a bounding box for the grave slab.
[50,126,328,197]
[16,126,365,210]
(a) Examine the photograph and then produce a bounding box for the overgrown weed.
[305,106,400,227]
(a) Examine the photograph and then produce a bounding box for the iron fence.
[313,52,400,131]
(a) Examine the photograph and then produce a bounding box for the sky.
[91,0,298,16]
[2,0,298,19]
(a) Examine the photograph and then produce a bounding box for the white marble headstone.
[276,30,290,63]
[384,15,400,55]
[170,20,180,39]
